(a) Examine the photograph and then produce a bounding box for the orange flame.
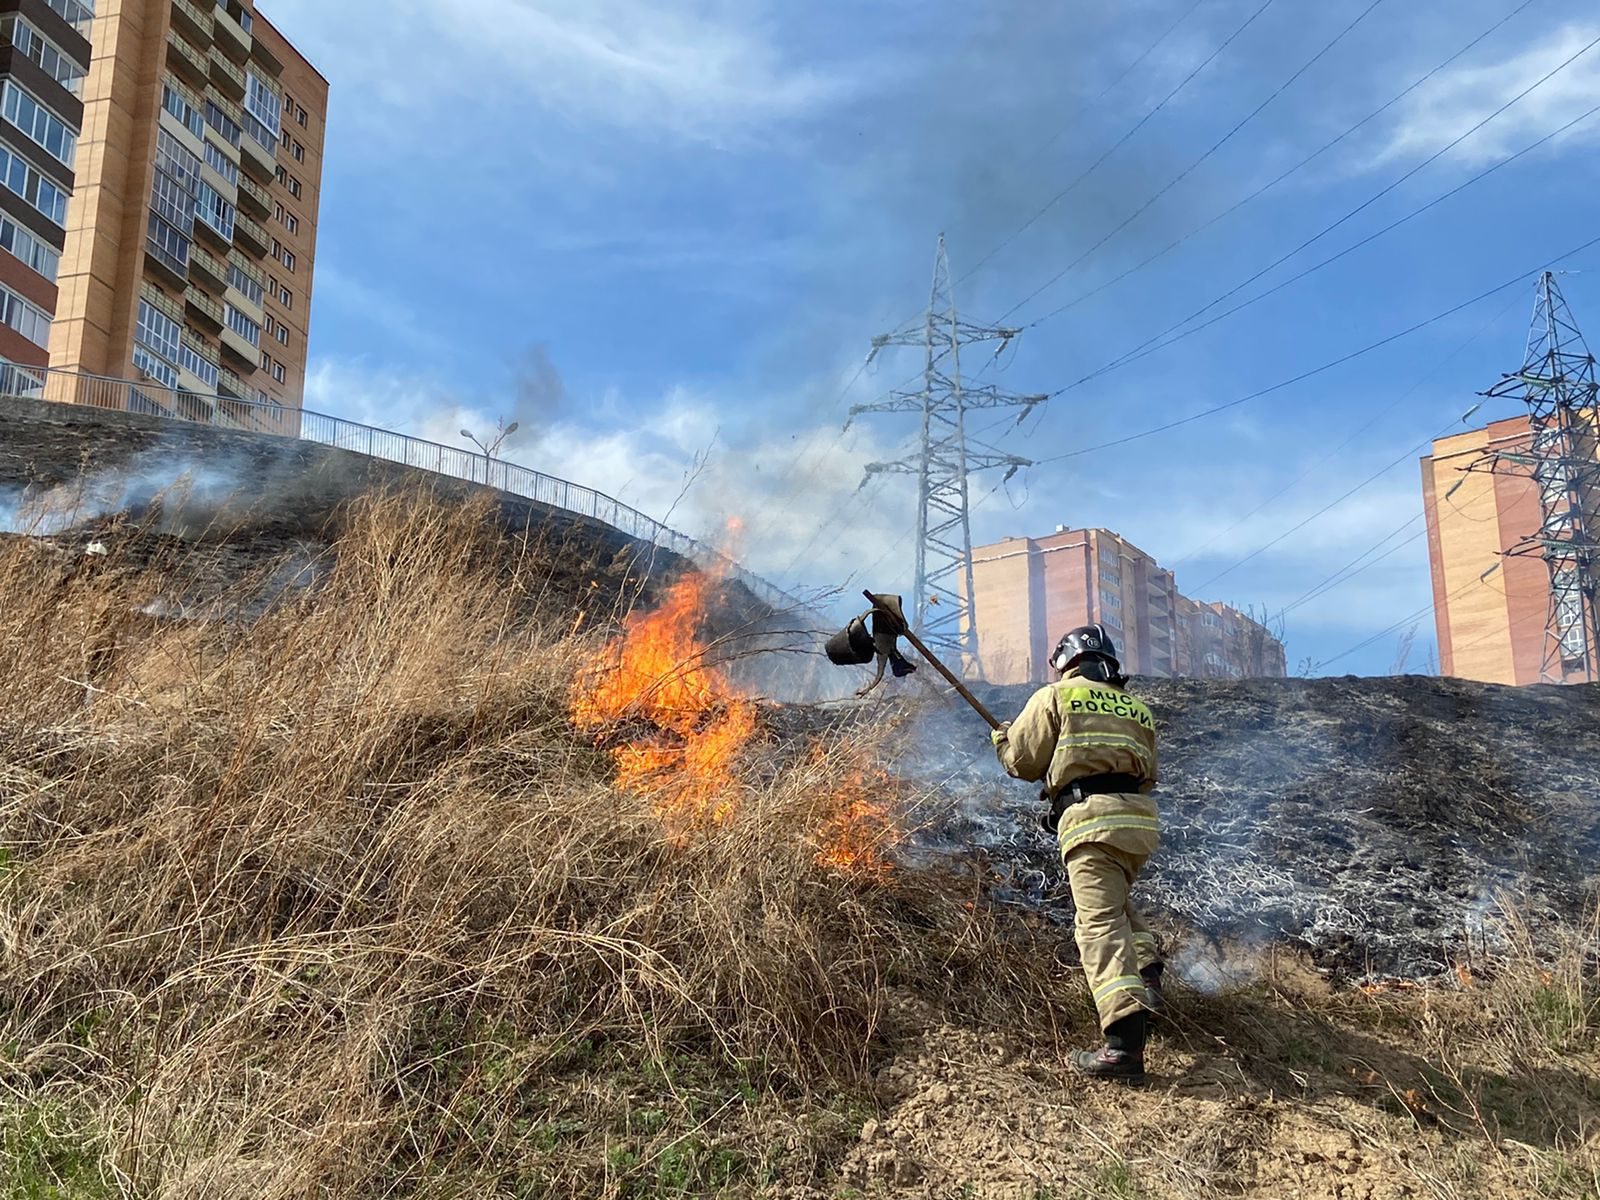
[809,749,902,878]
[571,573,757,832]
[571,567,902,873]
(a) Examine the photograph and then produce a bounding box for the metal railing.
[1,366,814,616]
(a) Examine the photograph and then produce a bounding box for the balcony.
[166,31,209,90]
[193,209,231,252]
[227,247,265,290]
[250,31,283,77]
[217,366,249,399]
[184,284,224,329]
[209,48,246,100]
[219,321,257,367]
[212,5,251,62]
[189,244,227,292]
[144,232,189,289]
[239,126,276,182]
[236,170,270,218]
[171,0,213,42]
[141,282,185,327]
[233,211,270,257]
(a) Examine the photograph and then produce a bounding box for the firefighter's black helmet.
[1051,623,1121,676]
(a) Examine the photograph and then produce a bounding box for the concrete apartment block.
[40,0,324,412]
[970,526,1287,685]
[1421,414,1596,686]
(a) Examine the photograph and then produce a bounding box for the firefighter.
[990,624,1163,1084]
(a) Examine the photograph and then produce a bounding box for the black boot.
[1069,1013,1146,1084]
[1141,964,1166,1017]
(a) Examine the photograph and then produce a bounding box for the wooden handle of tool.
[864,590,1001,730]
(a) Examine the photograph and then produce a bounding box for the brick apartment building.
[969,525,1288,686]
[0,0,324,414]
[1422,412,1599,686]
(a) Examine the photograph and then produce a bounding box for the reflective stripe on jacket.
[992,671,1160,857]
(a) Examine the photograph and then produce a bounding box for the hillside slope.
[904,675,1600,980]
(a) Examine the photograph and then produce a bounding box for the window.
[288,176,301,199]
[274,320,287,346]
[279,126,289,149]
[227,260,263,307]
[244,69,281,138]
[136,298,182,362]
[241,107,276,158]
[1202,612,1222,629]
[163,82,205,140]
[3,82,77,168]
[1100,570,1121,589]
[283,92,294,115]
[270,236,280,257]
[291,140,303,163]
[274,165,286,185]
[150,169,196,234]
[259,349,270,370]
[1100,590,1121,609]
[0,140,68,225]
[204,99,242,149]
[156,129,203,197]
[273,202,282,222]
[282,249,294,271]
[237,7,253,35]
[195,180,235,240]
[179,338,219,388]
[283,212,298,234]
[278,284,292,308]
[203,139,239,187]
[40,0,95,36]
[296,105,307,127]
[0,282,50,347]
[132,345,178,388]
[1102,612,1123,632]
[272,361,285,383]
[0,17,88,96]
[225,302,260,346]
[0,215,58,282]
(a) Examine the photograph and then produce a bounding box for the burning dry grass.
[0,488,1057,1197]
[0,487,1592,1198]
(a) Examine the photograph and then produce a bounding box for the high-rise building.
[969,526,1287,685]
[1420,412,1599,686]
[29,0,324,418]
[0,2,93,388]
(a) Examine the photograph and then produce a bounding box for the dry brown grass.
[0,488,1062,1198]
[0,487,1593,1199]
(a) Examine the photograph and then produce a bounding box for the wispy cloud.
[302,355,916,598]
[1371,23,1600,167]
[266,0,854,147]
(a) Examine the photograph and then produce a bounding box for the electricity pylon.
[846,234,1047,672]
[1469,272,1600,683]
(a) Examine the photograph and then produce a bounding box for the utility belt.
[1041,773,1145,834]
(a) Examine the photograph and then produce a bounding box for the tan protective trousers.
[1064,842,1161,1029]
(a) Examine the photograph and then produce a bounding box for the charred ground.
[903,675,1600,981]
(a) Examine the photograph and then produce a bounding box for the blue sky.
[264,0,1600,676]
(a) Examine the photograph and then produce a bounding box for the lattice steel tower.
[1472,272,1600,683]
[847,235,1047,671]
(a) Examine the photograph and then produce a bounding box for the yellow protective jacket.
[991,670,1160,858]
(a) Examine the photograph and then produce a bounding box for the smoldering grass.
[0,486,1060,1196]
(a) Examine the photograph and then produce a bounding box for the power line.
[1280,517,1427,617]
[1186,409,1487,596]
[997,0,1390,323]
[957,0,1211,284]
[1023,233,1600,468]
[1168,289,1523,568]
[1007,0,1543,333]
[1061,96,1600,386]
[1030,30,1600,388]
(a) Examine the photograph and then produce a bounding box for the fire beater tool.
[825,590,1001,730]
